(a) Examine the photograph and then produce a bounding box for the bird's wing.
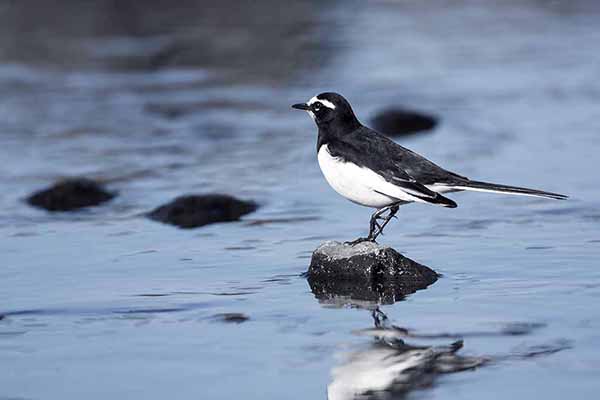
[328,129,459,207]
[346,126,468,185]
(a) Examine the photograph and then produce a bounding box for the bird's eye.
[313,102,322,111]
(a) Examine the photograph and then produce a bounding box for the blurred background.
[1,1,599,399]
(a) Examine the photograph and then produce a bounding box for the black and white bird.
[292,92,567,244]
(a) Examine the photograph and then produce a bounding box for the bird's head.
[292,92,360,132]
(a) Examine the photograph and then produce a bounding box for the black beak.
[291,103,310,111]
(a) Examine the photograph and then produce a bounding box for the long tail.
[449,180,568,200]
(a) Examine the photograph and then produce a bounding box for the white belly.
[317,145,415,208]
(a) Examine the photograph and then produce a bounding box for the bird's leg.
[346,205,399,245]
[345,208,384,245]
[368,207,389,239]
[371,205,400,241]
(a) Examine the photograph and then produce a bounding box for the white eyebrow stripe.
[308,95,336,110]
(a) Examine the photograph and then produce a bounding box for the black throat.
[316,114,362,151]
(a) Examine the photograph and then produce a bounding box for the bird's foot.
[345,236,376,246]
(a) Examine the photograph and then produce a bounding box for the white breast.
[317,144,420,208]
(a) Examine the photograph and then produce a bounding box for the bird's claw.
[345,237,376,246]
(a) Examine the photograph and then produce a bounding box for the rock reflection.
[308,277,412,308]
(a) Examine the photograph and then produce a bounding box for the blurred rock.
[147,194,258,228]
[26,178,115,211]
[370,108,438,136]
[212,313,249,324]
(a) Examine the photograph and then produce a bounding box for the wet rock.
[309,241,437,284]
[212,313,249,324]
[370,108,438,136]
[308,241,437,305]
[26,178,115,211]
[148,194,258,229]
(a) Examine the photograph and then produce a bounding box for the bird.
[292,92,568,244]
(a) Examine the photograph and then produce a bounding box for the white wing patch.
[317,145,429,208]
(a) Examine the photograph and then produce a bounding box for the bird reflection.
[327,310,486,400]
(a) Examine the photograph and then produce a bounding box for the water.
[1,1,600,398]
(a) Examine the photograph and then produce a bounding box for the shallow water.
[1,1,600,399]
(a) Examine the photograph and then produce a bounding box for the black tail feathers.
[458,180,568,200]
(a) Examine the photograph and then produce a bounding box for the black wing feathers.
[325,128,459,207]
[328,126,467,186]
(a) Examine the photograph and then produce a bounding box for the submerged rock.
[308,241,437,305]
[26,178,115,211]
[370,108,438,136]
[212,313,249,324]
[148,194,258,228]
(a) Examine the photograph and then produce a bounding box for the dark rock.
[370,108,438,136]
[0,314,4,321]
[148,194,258,229]
[26,178,115,211]
[212,313,249,324]
[307,241,437,305]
